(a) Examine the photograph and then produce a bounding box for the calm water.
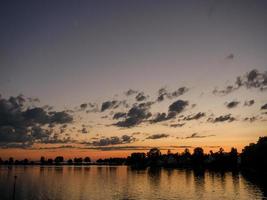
[0,166,266,200]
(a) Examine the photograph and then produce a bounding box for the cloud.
[113,112,127,119]
[171,87,189,98]
[168,100,189,113]
[244,100,255,107]
[88,135,136,146]
[183,112,205,120]
[80,103,87,110]
[212,85,237,96]
[170,123,185,128]
[114,103,152,128]
[125,89,138,96]
[185,133,215,139]
[81,128,88,134]
[101,100,119,112]
[150,100,189,123]
[213,69,267,95]
[225,53,234,60]
[146,133,169,139]
[0,95,74,147]
[150,112,169,123]
[225,101,239,109]
[157,87,189,102]
[79,145,189,151]
[208,114,235,123]
[261,103,267,110]
[243,116,257,123]
[135,92,147,101]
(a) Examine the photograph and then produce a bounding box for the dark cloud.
[212,85,237,96]
[101,100,119,112]
[170,123,185,128]
[225,101,239,109]
[135,92,147,101]
[244,100,255,107]
[0,95,74,147]
[168,100,189,113]
[157,87,189,102]
[146,133,169,140]
[80,103,87,110]
[243,116,257,123]
[81,128,88,134]
[261,103,267,110]
[171,87,189,98]
[89,135,136,146]
[213,69,267,95]
[150,100,189,123]
[150,112,169,123]
[125,89,138,96]
[185,133,215,139]
[113,112,126,119]
[157,88,168,102]
[183,112,205,120]
[225,53,234,60]
[208,114,235,123]
[114,103,152,128]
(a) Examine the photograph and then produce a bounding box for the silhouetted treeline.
[125,147,239,170]
[0,136,266,174]
[0,156,91,165]
[241,136,267,174]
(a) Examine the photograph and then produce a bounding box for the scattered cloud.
[208,114,235,123]
[135,92,147,101]
[213,69,267,95]
[225,101,239,109]
[0,95,74,147]
[125,89,138,96]
[101,100,119,112]
[168,100,189,113]
[114,103,152,128]
[225,53,234,60]
[261,103,267,110]
[157,87,189,102]
[183,112,205,120]
[113,112,127,119]
[243,116,257,123]
[244,100,255,107]
[86,135,136,146]
[146,133,169,140]
[185,133,215,139]
[170,123,185,128]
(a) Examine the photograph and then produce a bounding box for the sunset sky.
[0,0,267,160]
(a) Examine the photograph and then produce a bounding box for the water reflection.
[0,166,266,200]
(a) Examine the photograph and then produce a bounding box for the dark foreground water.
[0,166,266,200]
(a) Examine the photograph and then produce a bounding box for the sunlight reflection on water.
[0,166,266,200]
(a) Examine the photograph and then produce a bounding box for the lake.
[0,166,266,200]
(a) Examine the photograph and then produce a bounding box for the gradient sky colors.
[0,0,267,160]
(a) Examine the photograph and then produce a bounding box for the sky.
[0,0,267,160]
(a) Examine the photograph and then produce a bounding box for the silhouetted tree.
[23,158,29,165]
[192,147,204,167]
[8,157,14,165]
[40,156,46,165]
[54,156,64,165]
[47,158,53,165]
[147,148,162,166]
[67,159,73,165]
[84,157,91,163]
[241,136,267,173]
[74,157,83,165]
